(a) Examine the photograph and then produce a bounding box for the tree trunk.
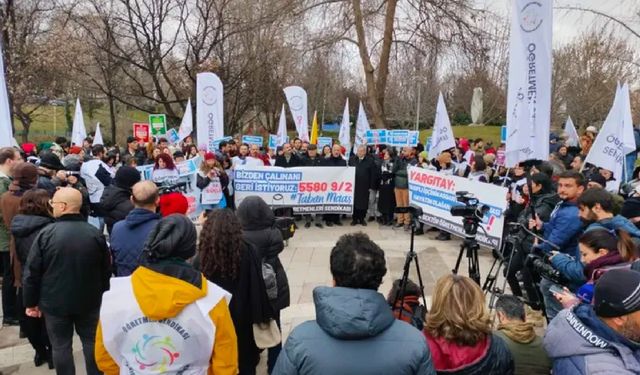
[15,110,30,143]
[107,91,117,143]
[375,0,398,113]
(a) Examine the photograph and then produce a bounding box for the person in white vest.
[80,144,115,230]
[95,214,238,375]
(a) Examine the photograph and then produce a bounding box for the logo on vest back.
[132,334,180,372]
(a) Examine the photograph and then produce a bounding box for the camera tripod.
[393,207,428,316]
[482,232,518,310]
[452,216,483,285]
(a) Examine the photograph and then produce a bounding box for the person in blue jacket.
[578,187,640,238]
[110,181,160,276]
[273,232,435,374]
[529,170,585,320]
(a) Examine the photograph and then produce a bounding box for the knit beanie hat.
[39,152,64,171]
[158,192,189,217]
[62,155,82,172]
[594,269,640,318]
[142,214,197,263]
[114,166,141,190]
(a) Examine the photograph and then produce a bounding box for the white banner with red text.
[234,166,355,214]
[408,166,508,248]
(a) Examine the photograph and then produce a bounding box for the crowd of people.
[0,122,639,375]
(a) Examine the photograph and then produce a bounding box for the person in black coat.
[274,143,301,168]
[349,145,377,226]
[236,196,289,373]
[100,166,141,234]
[378,148,397,225]
[198,209,274,375]
[301,145,324,228]
[321,144,347,226]
[10,189,55,368]
[23,187,111,375]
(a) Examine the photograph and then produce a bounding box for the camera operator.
[577,187,640,238]
[505,173,560,308]
[528,170,585,320]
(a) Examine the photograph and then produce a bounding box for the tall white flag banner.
[339,99,350,152]
[584,84,636,190]
[564,116,579,147]
[93,123,103,146]
[178,98,193,142]
[71,98,87,146]
[0,42,13,147]
[505,0,553,167]
[196,73,224,150]
[354,101,370,148]
[429,92,456,158]
[277,104,287,146]
[283,86,309,142]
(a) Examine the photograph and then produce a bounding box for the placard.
[211,136,233,151]
[133,123,150,143]
[234,166,355,214]
[365,129,387,145]
[408,166,508,248]
[317,137,333,149]
[149,114,167,136]
[387,130,411,147]
[242,135,264,146]
[166,128,180,144]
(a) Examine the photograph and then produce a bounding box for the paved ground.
[0,220,496,374]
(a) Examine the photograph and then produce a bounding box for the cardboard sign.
[317,137,333,149]
[365,129,387,145]
[149,114,167,136]
[166,128,180,144]
[388,130,411,147]
[133,123,150,143]
[242,135,264,146]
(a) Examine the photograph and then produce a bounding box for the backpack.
[391,296,426,330]
[261,260,278,300]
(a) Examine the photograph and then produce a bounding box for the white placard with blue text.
[242,135,264,146]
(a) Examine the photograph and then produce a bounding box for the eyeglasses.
[48,200,67,208]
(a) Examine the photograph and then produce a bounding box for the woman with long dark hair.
[198,209,274,375]
[377,147,396,226]
[10,189,54,368]
[152,153,179,182]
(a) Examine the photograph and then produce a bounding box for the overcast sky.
[480,0,639,46]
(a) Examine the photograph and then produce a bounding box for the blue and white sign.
[322,123,340,132]
[268,134,278,149]
[388,130,411,147]
[166,128,180,144]
[365,129,387,145]
[242,135,264,146]
[409,131,419,147]
[211,136,233,151]
[501,125,507,143]
[317,137,333,149]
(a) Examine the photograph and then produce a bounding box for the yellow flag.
[310,111,319,144]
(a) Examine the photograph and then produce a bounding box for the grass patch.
[421,125,502,146]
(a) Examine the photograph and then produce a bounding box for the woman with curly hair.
[424,274,514,374]
[198,209,274,375]
[151,153,179,183]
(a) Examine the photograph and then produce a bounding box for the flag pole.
[415,82,421,131]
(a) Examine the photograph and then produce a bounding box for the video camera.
[450,191,489,219]
[525,247,566,285]
[157,181,188,196]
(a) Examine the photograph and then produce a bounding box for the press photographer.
[527,171,585,320]
[504,173,560,309]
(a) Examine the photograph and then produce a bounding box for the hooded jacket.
[273,286,436,374]
[110,208,161,276]
[586,215,640,238]
[494,322,551,375]
[538,200,582,257]
[10,214,55,267]
[425,333,514,375]
[100,184,134,234]
[236,196,290,311]
[95,266,238,375]
[544,304,640,374]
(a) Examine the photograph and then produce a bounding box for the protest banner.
[166,128,180,144]
[93,123,103,146]
[0,42,12,147]
[505,0,552,167]
[197,72,224,150]
[242,135,264,146]
[137,157,203,222]
[387,130,410,147]
[354,101,370,148]
[500,125,507,143]
[149,114,167,136]
[276,104,288,146]
[564,116,579,147]
[496,150,506,166]
[71,98,87,146]
[365,129,387,145]
[428,92,455,157]
[338,99,351,151]
[234,166,355,214]
[409,131,419,147]
[211,136,233,151]
[133,123,150,143]
[178,98,193,142]
[317,137,333,149]
[408,166,508,248]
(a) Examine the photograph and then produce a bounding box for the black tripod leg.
[413,253,428,311]
[453,242,465,275]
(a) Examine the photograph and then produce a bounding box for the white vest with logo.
[100,276,231,375]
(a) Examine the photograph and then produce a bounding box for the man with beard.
[578,187,640,238]
[544,269,640,374]
[529,170,585,320]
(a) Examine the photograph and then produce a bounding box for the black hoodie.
[10,214,54,267]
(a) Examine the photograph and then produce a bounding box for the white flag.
[178,98,193,142]
[429,92,456,158]
[71,98,87,146]
[354,101,370,148]
[505,0,552,167]
[339,99,350,154]
[283,86,309,142]
[0,42,13,147]
[196,73,224,151]
[93,123,103,146]
[564,116,579,147]
[584,84,636,190]
[277,104,287,146]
